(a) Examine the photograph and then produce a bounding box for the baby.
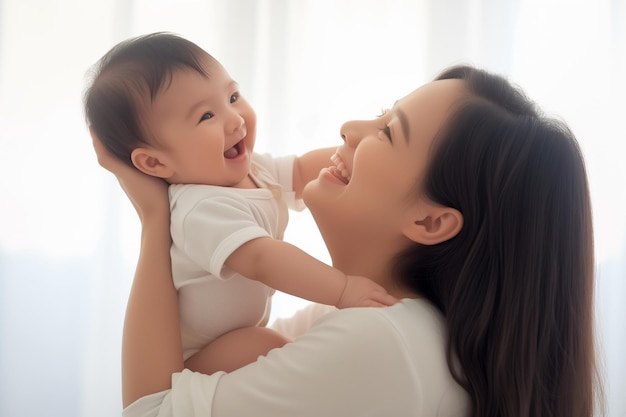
[84,32,397,373]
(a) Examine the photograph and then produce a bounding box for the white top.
[168,153,303,359]
[123,298,472,417]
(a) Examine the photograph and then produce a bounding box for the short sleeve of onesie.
[177,194,271,279]
[252,152,305,211]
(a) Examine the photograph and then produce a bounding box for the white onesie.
[168,153,302,360]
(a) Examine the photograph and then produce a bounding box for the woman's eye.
[379,125,392,142]
[199,112,213,122]
[377,108,390,118]
[230,93,239,103]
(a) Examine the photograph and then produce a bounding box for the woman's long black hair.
[394,65,600,417]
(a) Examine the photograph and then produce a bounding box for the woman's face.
[303,79,467,262]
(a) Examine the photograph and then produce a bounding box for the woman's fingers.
[90,127,170,220]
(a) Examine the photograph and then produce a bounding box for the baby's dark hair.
[83,32,218,166]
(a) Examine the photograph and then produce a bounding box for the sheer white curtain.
[0,1,623,416]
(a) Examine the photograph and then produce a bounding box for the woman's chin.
[303,177,335,208]
[303,180,329,217]
[302,180,317,210]
[304,169,345,199]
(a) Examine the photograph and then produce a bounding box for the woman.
[93,65,600,416]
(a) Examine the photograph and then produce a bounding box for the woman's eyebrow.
[394,108,410,143]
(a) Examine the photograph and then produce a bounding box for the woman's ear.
[131,148,174,179]
[402,199,463,245]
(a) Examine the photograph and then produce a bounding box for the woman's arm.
[91,131,184,407]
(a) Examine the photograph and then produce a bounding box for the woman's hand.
[90,128,169,222]
[91,128,183,406]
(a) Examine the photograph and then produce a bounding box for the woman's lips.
[328,166,349,184]
[320,167,349,185]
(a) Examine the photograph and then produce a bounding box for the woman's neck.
[329,244,420,300]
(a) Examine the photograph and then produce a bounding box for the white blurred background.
[0,1,624,416]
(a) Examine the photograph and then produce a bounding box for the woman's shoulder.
[316,298,447,338]
[306,298,450,374]
[293,298,470,416]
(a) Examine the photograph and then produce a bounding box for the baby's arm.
[226,237,398,308]
[292,147,337,198]
[186,238,393,375]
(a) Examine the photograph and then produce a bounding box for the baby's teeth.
[341,169,349,178]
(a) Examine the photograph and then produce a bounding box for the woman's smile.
[319,167,349,186]
[330,150,351,183]
[317,148,351,186]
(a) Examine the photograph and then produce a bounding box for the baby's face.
[143,58,257,187]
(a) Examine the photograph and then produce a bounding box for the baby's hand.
[336,275,400,308]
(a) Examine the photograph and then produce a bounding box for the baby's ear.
[402,198,463,245]
[131,148,174,179]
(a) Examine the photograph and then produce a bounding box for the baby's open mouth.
[330,150,351,184]
[224,140,245,159]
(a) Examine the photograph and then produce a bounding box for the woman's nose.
[340,120,366,148]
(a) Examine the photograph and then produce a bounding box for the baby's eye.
[377,108,390,118]
[199,112,214,122]
[230,93,239,103]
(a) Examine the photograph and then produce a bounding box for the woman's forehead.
[399,79,467,110]
[396,79,468,144]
